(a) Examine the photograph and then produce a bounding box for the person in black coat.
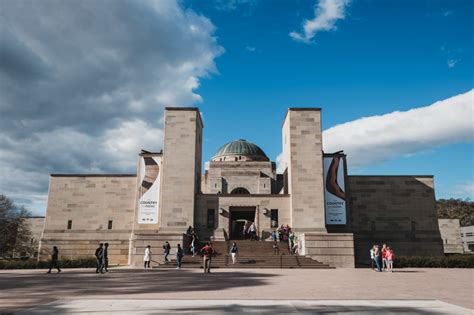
[95,243,104,273]
[102,243,109,273]
[46,246,61,274]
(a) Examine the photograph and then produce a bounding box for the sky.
[0,0,473,216]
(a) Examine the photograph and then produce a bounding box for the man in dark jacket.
[102,243,109,273]
[95,243,104,273]
[46,246,61,273]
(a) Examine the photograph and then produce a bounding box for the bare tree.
[0,194,32,258]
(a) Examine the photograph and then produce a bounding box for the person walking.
[271,230,277,242]
[102,243,109,273]
[163,241,171,264]
[190,232,198,257]
[46,246,61,274]
[229,242,238,264]
[95,243,104,273]
[144,245,152,269]
[272,240,279,255]
[249,222,257,241]
[176,244,184,269]
[201,242,214,273]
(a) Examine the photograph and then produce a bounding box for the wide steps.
[157,240,332,269]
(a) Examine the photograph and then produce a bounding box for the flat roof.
[165,107,204,128]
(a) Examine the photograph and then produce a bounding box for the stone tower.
[129,107,202,265]
[282,108,326,232]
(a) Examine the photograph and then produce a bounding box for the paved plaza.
[1,268,472,314]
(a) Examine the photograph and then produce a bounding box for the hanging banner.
[323,154,347,225]
[137,155,162,224]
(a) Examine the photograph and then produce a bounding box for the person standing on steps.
[95,243,104,273]
[163,241,171,264]
[144,245,152,269]
[46,246,61,274]
[201,242,214,273]
[176,244,184,269]
[229,242,238,264]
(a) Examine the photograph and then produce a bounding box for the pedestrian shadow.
[0,269,278,313]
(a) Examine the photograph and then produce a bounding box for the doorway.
[229,207,256,240]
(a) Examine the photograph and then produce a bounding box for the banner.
[323,155,347,225]
[137,155,162,224]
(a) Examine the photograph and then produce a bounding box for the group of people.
[270,224,300,255]
[94,243,109,273]
[143,240,215,273]
[370,244,395,272]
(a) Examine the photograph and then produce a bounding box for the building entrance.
[229,207,256,240]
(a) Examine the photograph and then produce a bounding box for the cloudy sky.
[1,0,473,215]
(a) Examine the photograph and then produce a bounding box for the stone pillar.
[159,107,203,232]
[282,108,326,232]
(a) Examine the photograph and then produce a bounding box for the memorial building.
[38,108,444,267]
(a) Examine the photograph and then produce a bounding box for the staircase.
[157,240,332,269]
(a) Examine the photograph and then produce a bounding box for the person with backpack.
[95,243,104,273]
[46,246,61,274]
[176,244,184,269]
[163,241,171,264]
[229,242,238,264]
[201,242,214,273]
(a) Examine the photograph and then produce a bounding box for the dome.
[212,139,269,162]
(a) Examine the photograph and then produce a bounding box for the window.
[207,209,215,228]
[271,209,278,228]
[67,220,72,230]
[231,187,250,194]
[108,220,113,230]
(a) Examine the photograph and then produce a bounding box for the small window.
[207,209,215,228]
[108,220,113,230]
[271,209,278,228]
[67,220,72,230]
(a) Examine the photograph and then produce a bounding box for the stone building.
[438,219,464,254]
[39,107,444,267]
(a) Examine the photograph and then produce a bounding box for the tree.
[437,198,474,227]
[0,194,32,258]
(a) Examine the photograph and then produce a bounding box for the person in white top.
[144,245,152,269]
[249,222,257,240]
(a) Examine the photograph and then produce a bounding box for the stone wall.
[39,175,136,265]
[301,233,355,268]
[347,176,444,266]
[15,217,45,258]
[438,219,464,254]
[282,108,326,232]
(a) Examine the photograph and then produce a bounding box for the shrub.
[394,255,474,268]
[0,257,98,269]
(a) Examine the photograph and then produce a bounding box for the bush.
[394,255,474,268]
[0,257,98,269]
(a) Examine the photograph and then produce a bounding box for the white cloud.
[323,90,474,168]
[245,45,256,52]
[0,0,223,215]
[290,0,351,43]
[276,152,285,174]
[455,182,474,199]
[447,59,460,68]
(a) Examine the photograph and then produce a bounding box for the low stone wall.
[129,232,186,267]
[39,231,131,265]
[301,233,355,268]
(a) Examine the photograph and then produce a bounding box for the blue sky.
[186,0,473,200]
[0,0,472,215]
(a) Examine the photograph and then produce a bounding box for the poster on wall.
[323,154,347,225]
[137,155,162,224]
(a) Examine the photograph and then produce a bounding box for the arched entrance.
[230,187,250,194]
